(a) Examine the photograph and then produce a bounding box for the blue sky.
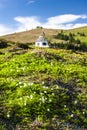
[0,0,87,35]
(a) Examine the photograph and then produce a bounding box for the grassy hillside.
[0,28,59,43]
[65,26,87,43]
[1,26,87,44]
[0,27,87,129]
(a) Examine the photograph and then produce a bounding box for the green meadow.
[0,26,87,129]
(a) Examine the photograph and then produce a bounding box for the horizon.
[0,0,87,36]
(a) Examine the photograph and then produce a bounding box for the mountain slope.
[1,26,87,44]
[0,28,59,43]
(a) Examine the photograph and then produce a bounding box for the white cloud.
[43,14,87,29]
[14,16,41,32]
[0,24,14,36]
[14,14,87,31]
[27,0,35,4]
[0,14,87,36]
[46,14,81,24]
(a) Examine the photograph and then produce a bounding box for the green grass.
[0,46,87,129]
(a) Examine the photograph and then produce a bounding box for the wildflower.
[51,62,53,66]
[71,114,74,117]
[83,112,85,115]
[30,95,33,99]
[49,99,52,102]
[64,105,66,108]
[10,69,13,72]
[24,83,27,87]
[44,91,47,93]
[42,81,44,84]
[42,97,45,103]
[22,67,25,71]
[19,82,22,85]
[7,114,10,118]
[24,101,26,106]
[43,86,46,88]
[28,82,33,86]
[47,109,50,111]
[17,69,19,72]
[34,91,36,94]
[26,96,29,98]
[74,100,78,104]
[56,85,59,89]
[30,82,33,85]
[52,93,54,96]
[20,86,22,88]
[51,88,53,90]
[20,97,22,100]
[40,92,43,95]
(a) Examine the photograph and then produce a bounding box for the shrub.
[16,43,29,49]
[0,39,8,48]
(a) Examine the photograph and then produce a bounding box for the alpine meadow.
[0,26,87,130]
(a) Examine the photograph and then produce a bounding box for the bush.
[0,39,8,48]
[16,43,29,49]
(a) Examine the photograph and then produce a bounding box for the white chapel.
[35,32,49,47]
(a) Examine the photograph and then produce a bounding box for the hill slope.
[0,28,59,43]
[1,26,87,44]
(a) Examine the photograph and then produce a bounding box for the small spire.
[41,32,45,37]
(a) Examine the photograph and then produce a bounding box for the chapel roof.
[36,32,47,42]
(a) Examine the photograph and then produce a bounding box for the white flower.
[19,82,22,85]
[47,109,50,111]
[28,82,33,86]
[40,92,43,95]
[51,62,53,66]
[10,69,13,72]
[44,91,47,93]
[20,86,22,88]
[64,105,66,108]
[17,69,19,72]
[49,99,52,102]
[52,93,54,96]
[34,91,36,94]
[22,67,25,71]
[74,100,78,104]
[42,97,45,103]
[43,86,46,88]
[30,95,33,99]
[26,96,29,98]
[71,114,74,117]
[24,83,27,87]
[39,98,41,101]
[45,97,47,100]
[20,97,22,100]
[24,102,26,106]
[83,112,85,114]
[42,81,44,84]
[56,85,59,89]
[7,114,10,118]
[51,88,53,90]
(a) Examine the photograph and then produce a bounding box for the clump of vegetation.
[16,43,29,49]
[0,39,8,48]
[53,31,87,52]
